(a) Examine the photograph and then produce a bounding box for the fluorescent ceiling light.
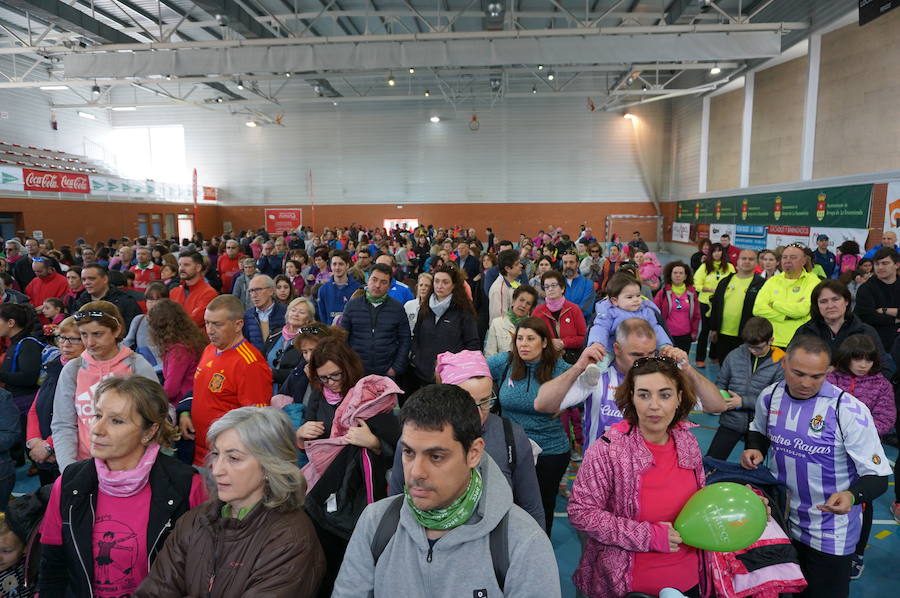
[40,85,68,90]
[430,116,440,123]
[111,106,137,111]
[77,111,97,120]
[245,121,257,127]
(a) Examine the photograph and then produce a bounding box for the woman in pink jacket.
[146,299,206,405]
[568,355,710,598]
[653,261,702,354]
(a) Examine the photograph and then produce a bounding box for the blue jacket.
[388,281,414,305]
[341,296,411,376]
[317,278,361,324]
[863,243,900,259]
[256,254,283,277]
[242,302,287,351]
[564,275,595,323]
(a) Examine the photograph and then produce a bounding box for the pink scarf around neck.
[545,297,566,311]
[95,443,160,498]
[322,386,344,406]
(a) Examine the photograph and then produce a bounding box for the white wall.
[112,96,655,206]
[667,96,702,201]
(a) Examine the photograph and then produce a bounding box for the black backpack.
[369,495,510,591]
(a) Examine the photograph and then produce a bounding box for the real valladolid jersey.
[750,380,891,555]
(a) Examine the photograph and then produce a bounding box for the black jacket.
[12,256,35,289]
[263,331,303,386]
[709,273,766,335]
[73,287,143,331]
[39,452,196,598]
[0,334,42,397]
[340,296,411,376]
[410,303,480,383]
[794,314,891,373]
[854,277,900,351]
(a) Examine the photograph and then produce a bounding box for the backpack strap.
[501,417,517,473]
[370,495,404,565]
[489,512,510,592]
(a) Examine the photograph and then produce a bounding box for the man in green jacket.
[752,244,820,348]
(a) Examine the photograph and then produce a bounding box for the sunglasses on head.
[631,355,678,369]
[785,242,807,249]
[298,325,325,335]
[73,310,106,322]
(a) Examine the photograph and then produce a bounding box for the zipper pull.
[426,546,433,563]
[208,574,215,593]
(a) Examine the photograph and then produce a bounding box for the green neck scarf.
[507,307,526,326]
[405,468,483,530]
[366,291,387,305]
[221,501,259,520]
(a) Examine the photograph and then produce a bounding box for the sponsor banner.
[807,227,870,254]
[671,221,691,243]
[709,223,736,243]
[203,186,218,201]
[766,225,810,249]
[676,184,872,228]
[884,182,900,233]
[23,168,90,193]
[735,224,768,252]
[265,208,302,233]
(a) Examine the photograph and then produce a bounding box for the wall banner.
[265,208,302,233]
[884,182,900,232]
[735,224,768,252]
[806,227,870,253]
[671,222,691,243]
[766,225,810,249]
[676,184,872,228]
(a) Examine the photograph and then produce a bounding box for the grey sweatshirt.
[388,414,545,529]
[333,455,561,598]
[51,347,158,471]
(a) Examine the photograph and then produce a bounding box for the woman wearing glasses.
[533,270,586,364]
[51,301,158,472]
[25,316,83,486]
[653,261,701,354]
[297,337,401,595]
[146,299,206,405]
[487,317,571,535]
[264,297,316,393]
[568,356,710,598]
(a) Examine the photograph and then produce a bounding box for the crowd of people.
[0,222,894,598]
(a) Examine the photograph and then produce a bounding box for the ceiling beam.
[3,0,140,44]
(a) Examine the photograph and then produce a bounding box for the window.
[110,126,187,183]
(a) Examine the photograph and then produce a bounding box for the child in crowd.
[638,251,663,293]
[653,261,701,354]
[40,298,66,338]
[585,272,673,379]
[0,513,30,597]
[826,334,896,579]
[706,317,784,460]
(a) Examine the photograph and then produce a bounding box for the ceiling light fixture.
[39,85,68,91]
[237,80,244,90]
[77,111,96,120]
[532,85,537,94]
[333,101,338,106]
[91,84,100,96]
[537,64,544,70]
[285,72,291,78]
[111,106,137,111]
[430,115,440,123]
[547,72,555,81]
[623,112,636,121]
[424,89,430,97]
[245,120,257,127]
[710,65,721,75]
[487,2,503,17]
[387,74,396,87]
[216,97,224,103]
[165,74,172,81]
[409,67,415,74]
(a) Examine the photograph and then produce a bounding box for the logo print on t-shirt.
[209,372,226,392]
[873,454,882,465]
[94,517,139,591]
[809,414,825,433]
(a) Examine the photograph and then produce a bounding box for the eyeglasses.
[56,335,82,345]
[543,283,561,290]
[631,355,677,369]
[73,310,106,322]
[748,342,770,353]
[673,297,683,310]
[474,394,498,411]
[248,287,271,294]
[317,371,343,384]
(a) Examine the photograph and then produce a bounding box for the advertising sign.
[766,225,810,249]
[676,184,871,228]
[709,223,736,243]
[265,208,302,233]
[735,225,768,252]
[671,222,691,243]
[807,227,870,253]
[23,168,90,194]
[203,186,218,201]
[884,182,900,232]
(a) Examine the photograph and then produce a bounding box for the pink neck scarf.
[281,325,300,343]
[95,443,160,498]
[545,297,566,311]
[322,386,344,406]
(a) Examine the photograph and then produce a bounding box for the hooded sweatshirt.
[51,345,157,471]
[332,455,560,598]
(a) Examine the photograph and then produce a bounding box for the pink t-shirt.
[630,436,700,595]
[41,472,207,597]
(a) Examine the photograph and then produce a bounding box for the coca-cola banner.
[23,168,90,194]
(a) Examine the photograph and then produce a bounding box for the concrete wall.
[814,9,900,178]
[749,56,807,186]
[706,89,743,192]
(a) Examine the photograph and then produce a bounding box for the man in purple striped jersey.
[533,317,728,449]
[742,334,891,598]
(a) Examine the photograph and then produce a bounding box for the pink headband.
[435,350,492,385]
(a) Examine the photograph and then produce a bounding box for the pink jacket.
[826,370,896,437]
[653,285,702,338]
[568,420,711,598]
[161,343,200,405]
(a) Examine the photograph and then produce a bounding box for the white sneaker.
[581,362,605,387]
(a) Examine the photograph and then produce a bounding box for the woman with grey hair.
[137,407,325,598]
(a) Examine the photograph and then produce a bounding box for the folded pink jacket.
[568,420,711,598]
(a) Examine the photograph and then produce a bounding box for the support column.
[699,95,710,194]
[800,33,822,181]
[739,72,754,188]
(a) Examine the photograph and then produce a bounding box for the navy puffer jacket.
[340,295,411,376]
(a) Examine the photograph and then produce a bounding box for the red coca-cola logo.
[23,168,90,193]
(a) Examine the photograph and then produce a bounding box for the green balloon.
[674,482,767,552]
